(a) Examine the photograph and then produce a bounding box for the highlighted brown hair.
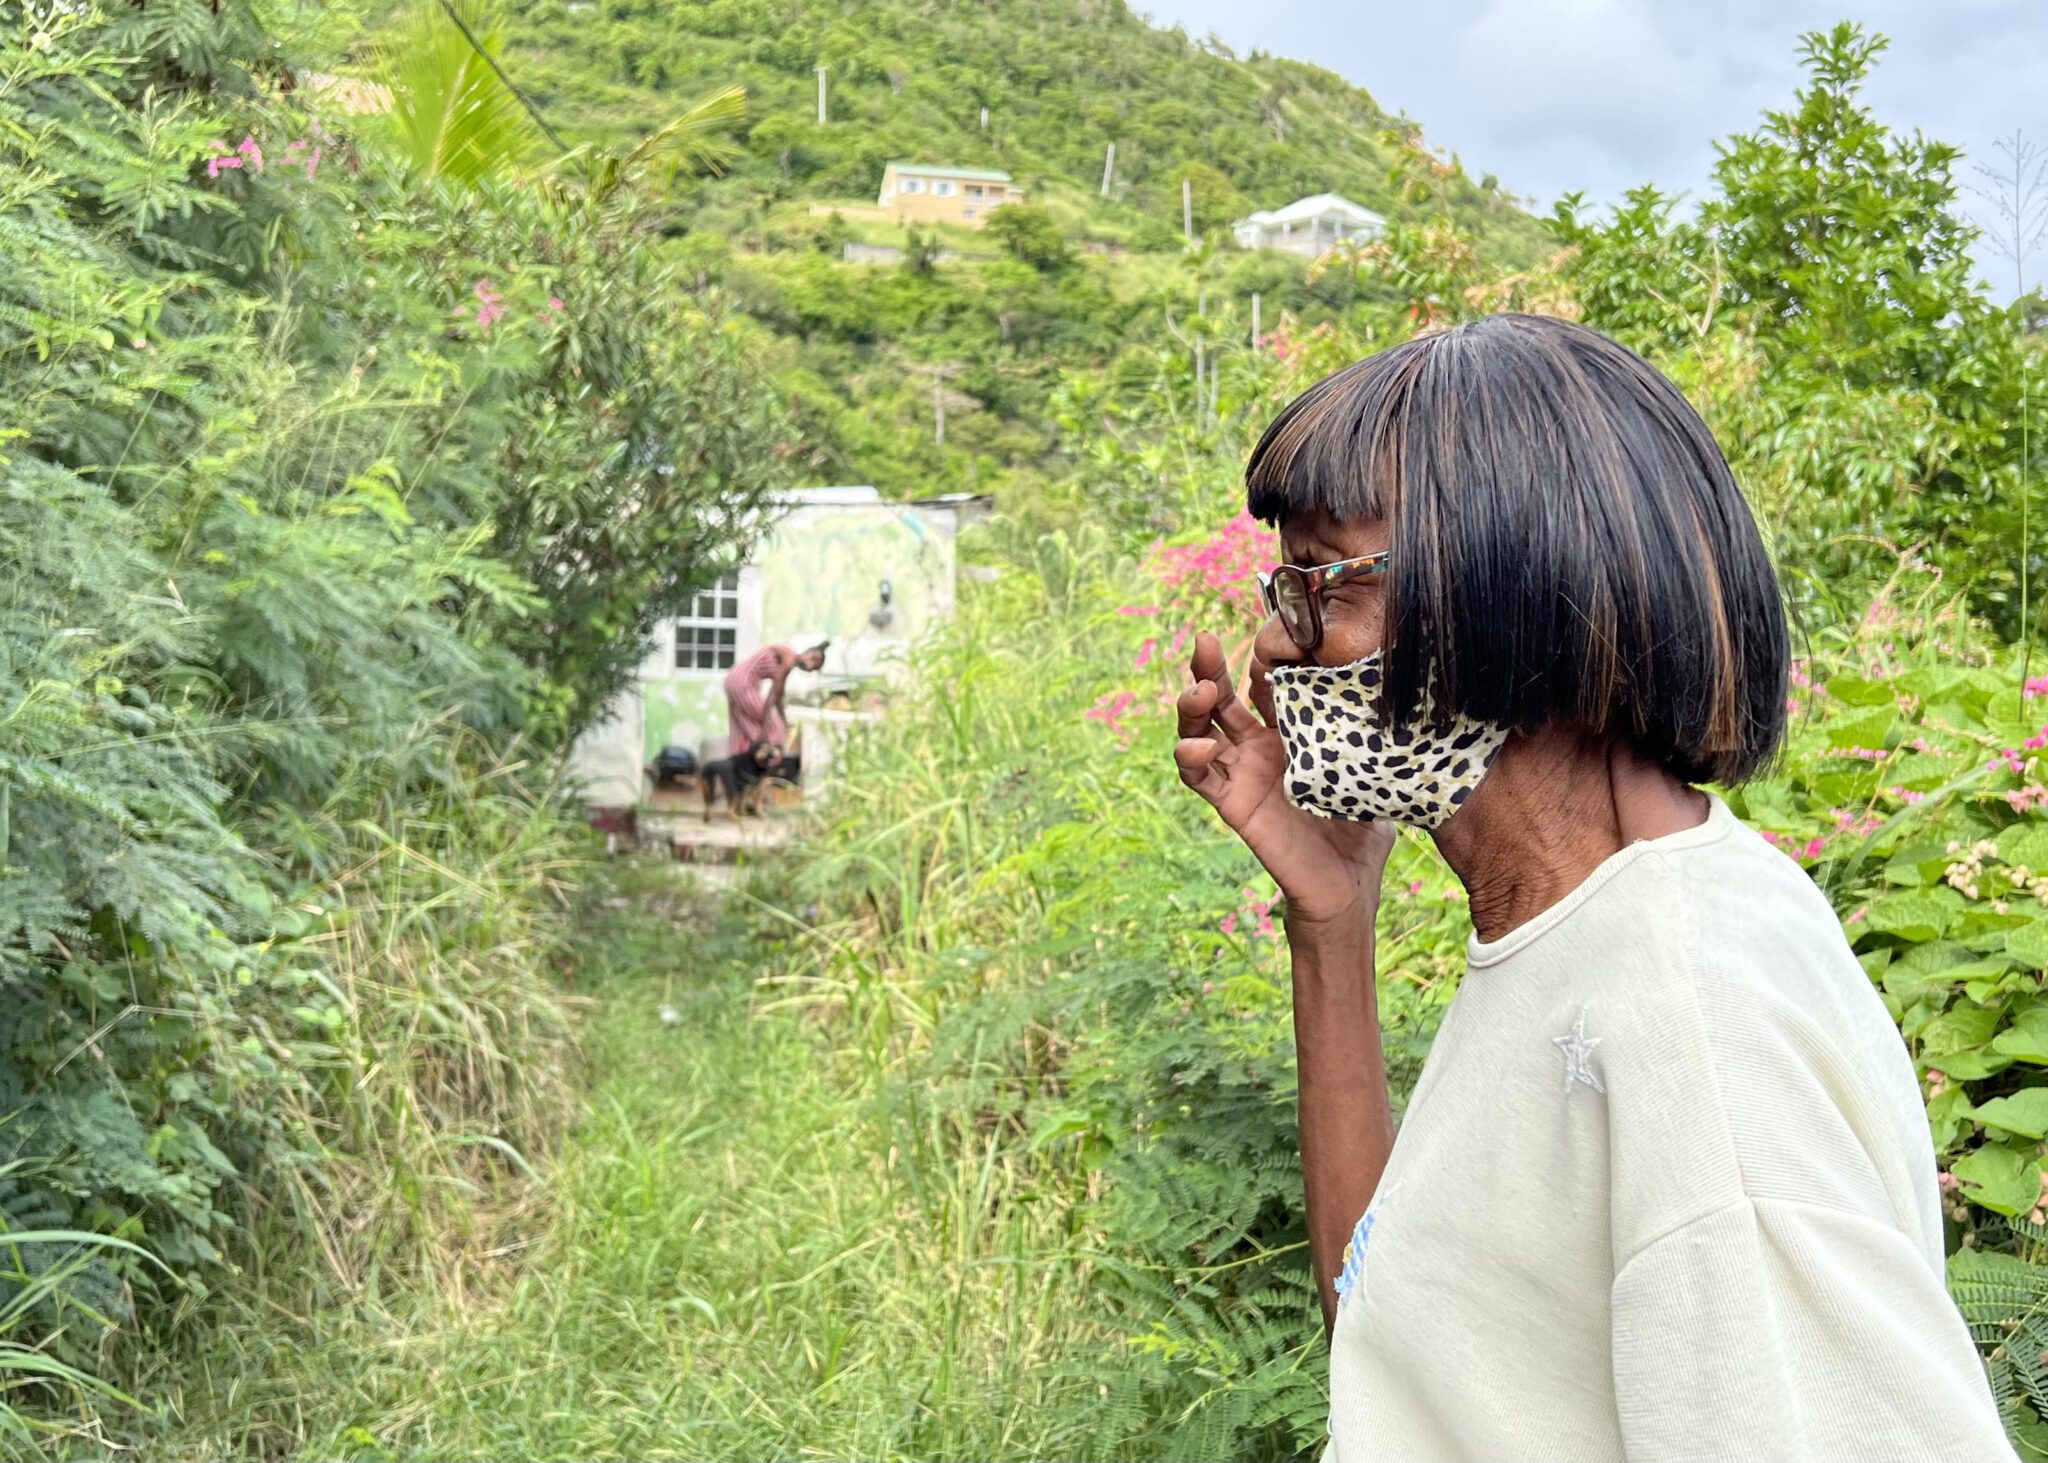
[1245,313,1787,785]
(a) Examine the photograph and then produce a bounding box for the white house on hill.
[1232,193,1386,257]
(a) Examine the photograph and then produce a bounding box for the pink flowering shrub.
[202,132,324,181]
[448,277,571,337]
[1082,512,1278,751]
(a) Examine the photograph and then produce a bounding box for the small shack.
[568,486,990,811]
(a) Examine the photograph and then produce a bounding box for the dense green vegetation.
[0,0,781,1449]
[491,0,1543,248]
[11,2,2048,1460]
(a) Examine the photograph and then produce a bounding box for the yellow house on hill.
[877,162,1022,228]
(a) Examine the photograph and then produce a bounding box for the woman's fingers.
[1210,674,1264,743]
[1185,631,1263,746]
[1173,736,1227,798]
[1176,677,1218,742]
[1247,649,1277,726]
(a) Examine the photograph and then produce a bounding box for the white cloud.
[1456,0,1710,141]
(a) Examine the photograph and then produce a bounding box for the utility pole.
[980,105,989,130]
[1100,141,1116,197]
[1210,346,1221,425]
[816,66,827,125]
[930,364,950,446]
[1182,177,1194,245]
[1193,337,1205,422]
[1251,291,1261,346]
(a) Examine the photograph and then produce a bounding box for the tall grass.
[96,740,587,1459]
[141,860,1117,1460]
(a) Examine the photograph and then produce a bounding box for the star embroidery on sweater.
[1552,1008,1606,1094]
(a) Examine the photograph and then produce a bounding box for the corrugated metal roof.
[885,161,1015,183]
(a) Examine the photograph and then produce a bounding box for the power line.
[433,0,570,155]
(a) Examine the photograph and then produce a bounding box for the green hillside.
[434,0,1552,505]
[499,0,1543,253]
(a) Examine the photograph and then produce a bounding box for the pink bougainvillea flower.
[1116,605,1162,617]
[2027,676,2048,698]
[1168,624,1191,659]
[1219,912,1238,936]
[1407,879,1424,898]
[1084,690,1139,747]
[547,296,565,312]
[204,139,242,178]
[1802,838,1826,860]
[1133,637,1157,672]
[471,278,506,332]
[236,135,264,170]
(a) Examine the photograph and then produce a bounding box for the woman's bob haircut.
[1245,313,1788,786]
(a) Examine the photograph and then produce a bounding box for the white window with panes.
[673,573,740,671]
[901,176,925,195]
[935,180,956,197]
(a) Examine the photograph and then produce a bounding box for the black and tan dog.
[700,740,786,819]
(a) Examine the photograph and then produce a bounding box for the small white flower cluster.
[1944,840,2048,911]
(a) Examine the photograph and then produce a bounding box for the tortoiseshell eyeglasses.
[1256,551,1391,652]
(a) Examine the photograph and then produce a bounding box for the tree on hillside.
[1171,162,1248,240]
[375,1,783,734]
[985,204,1070,271]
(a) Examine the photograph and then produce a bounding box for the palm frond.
[554,85,747,206]
[378,1,540,186]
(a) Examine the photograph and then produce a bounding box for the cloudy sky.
[1141,0,2048,292]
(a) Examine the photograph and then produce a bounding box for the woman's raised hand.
[1173,631,1395,927]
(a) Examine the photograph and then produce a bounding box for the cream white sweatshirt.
[1327,797,2015,1462]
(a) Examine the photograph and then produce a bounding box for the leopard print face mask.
[1265,653,1509,829]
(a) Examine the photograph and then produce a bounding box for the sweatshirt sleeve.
[1609,1197,2016,1463]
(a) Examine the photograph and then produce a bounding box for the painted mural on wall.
[759,506,956,684]
[644,495,965,761]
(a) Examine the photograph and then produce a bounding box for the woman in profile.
[1172,314,2012,1460]
[723,639,827,755]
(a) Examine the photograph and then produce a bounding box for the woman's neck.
[1433,730,1709,944]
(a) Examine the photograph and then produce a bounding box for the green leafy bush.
[0,3,778,1446]
[1724,560,2048,1234]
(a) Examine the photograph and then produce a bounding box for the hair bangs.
[1243,343,1432,527]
